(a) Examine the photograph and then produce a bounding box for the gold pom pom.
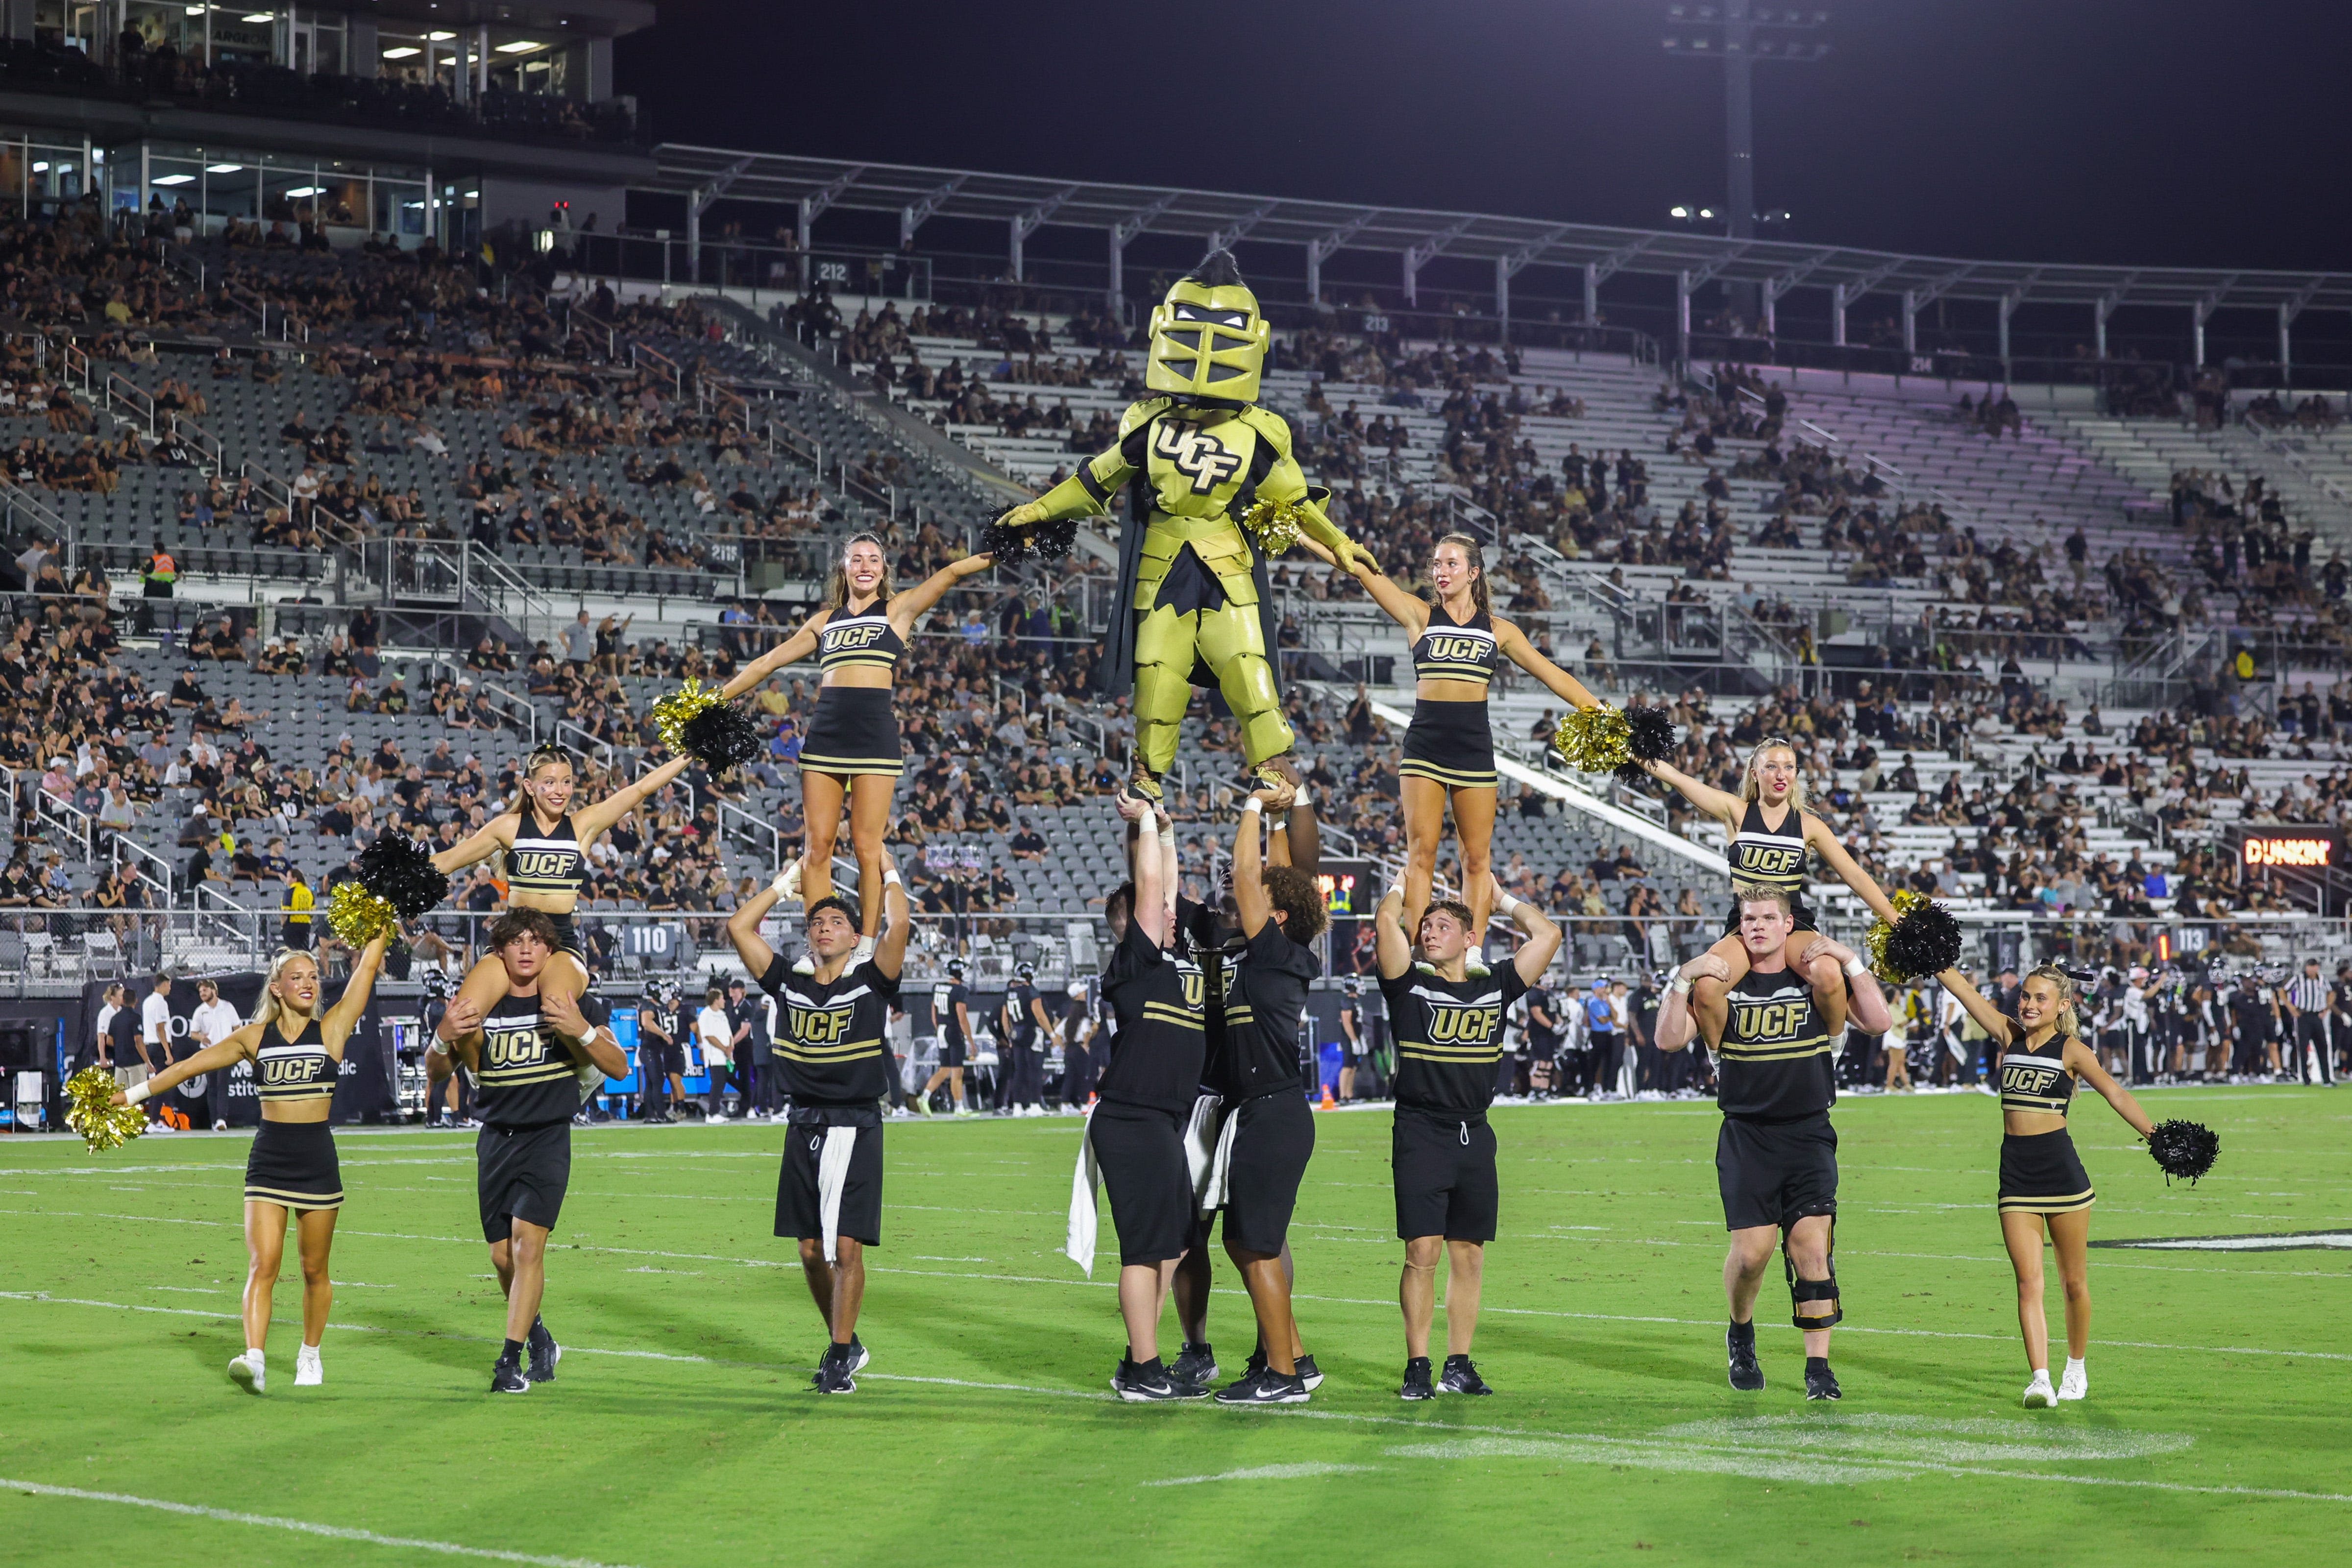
[1239,498,1304,556]
[650,678,725,755]
[65,1066,145,1154]
[327,881,398,947]
[1553,704,1633,773]
[1865,888,1930,983]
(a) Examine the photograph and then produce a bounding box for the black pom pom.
[2147,1119,2219,1184]
[678,700,764,775]
[358,832,449,919]
[1190,248,1246,289]
[979,509,1078,565]
[1613,761,1654,788]
[1881,899,1963,981]
[1624,702,1677,763]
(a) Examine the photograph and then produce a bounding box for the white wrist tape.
[1669,976,1694,997]
[883,868,902,888]
[1492,889,1521,919]
[1843,956,1869,979]
[125,1081,152,1106]
[1242,797,1263,817]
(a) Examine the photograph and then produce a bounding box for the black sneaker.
[1294,1352,1324,1391]
[1439,1354,1494,1396]
[1111,1357,1206,1401]
[813,1345,857,1395]
[490,1351,529,1395]
[1727,1323,1765,1392]
[1399,1356,1435,1401]
[843,1335,870,1374]
[1214,1368,1310,1405]
[1170,1341,1219,1388]
[1804,1358,1841,1401]
[526,1318,560,1384]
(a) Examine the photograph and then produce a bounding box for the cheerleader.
[1640,739,1902,1035]
[1935,963,2156,1409]
[433,743,693,1040]
[112,931,393,1393]
[719,534,995,944]
[1317,531,1598,947]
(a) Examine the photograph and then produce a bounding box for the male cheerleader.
[1374,874,1561,1398]
[436,909,626,1394]
[1654,885,1890,1400]
[724,855,910,1394]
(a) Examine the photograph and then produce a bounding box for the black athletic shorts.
[775,1106,884,1246]
[939,1035,968,1069]
[1399,699,1497,791]
[1997,1127,2095,1215]
[642,1036,683,1079]
[244,1118,343,1211]
[478,1119,572,1242]
[800,687,904,779]
[544,910,587,962]
[1715,1111,1838,1232]
[1392,1106,1499,1243]
[1218,1087,1316,1256]
[1090,1100,1192,1266]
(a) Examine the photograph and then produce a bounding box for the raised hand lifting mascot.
[995,250,1374,800]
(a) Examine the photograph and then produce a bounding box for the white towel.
[1183,1093,1224,1202]
[1062,1105,1101,1277]
[816,1125,860,1264]
[1195,1100,1240,1217]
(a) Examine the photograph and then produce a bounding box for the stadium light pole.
[1662,5,1830,322]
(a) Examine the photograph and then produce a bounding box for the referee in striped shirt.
[2284,961,2335,1086]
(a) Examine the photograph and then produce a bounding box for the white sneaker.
[150,1121,177,1134]
[2022,1371,2055,1408]
[2058,1363,2087,1401]
[295,1347,323,1387]
[853,935,877,965]
[228,1352,265,1394]
[212,1120,228,1131]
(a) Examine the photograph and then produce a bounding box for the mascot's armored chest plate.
[1145,414,1263,512]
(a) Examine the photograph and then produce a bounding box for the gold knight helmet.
[1144,248,1269,404]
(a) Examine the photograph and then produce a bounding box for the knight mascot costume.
[995,250,1374,798]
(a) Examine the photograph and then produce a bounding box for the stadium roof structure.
[647,145,2352,319]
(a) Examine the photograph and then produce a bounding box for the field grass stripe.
[9,1292,2352,1504]
[13,1200,2352,1363]
[0,1477,645,1567]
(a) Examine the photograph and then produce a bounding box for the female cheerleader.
[1639,739,1903,1035]
[719,533,995,942]
[1317,531,1599,946]
[432,744,693,1036]
[113,930,393,1393]
[1935,963,2155,1408]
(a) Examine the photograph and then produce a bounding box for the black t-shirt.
[1524,986,1561,1050]
[1099,920,1205,1114]
[936,981,971,1046]
[758,955,900,1109]
[1712,968,1835,1123]
[1006,982,1041,1048]
[474,991,608,1129]
[1380,962,1530,1117]
[1213,917,1320,1099]
[2229,990,2271,1039]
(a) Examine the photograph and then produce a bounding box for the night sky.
[617,0,2352,272]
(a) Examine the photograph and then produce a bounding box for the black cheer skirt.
[244,1118,343,1210]
[1398,699,1497,791]
[1997,1127,2095,1215]
[799,686,904,779]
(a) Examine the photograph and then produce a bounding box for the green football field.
[3,1087,2347,1567]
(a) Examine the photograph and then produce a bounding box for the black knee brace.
[1784,1215,1842,1330]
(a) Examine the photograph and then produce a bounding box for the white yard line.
[0,1478,644,1568]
